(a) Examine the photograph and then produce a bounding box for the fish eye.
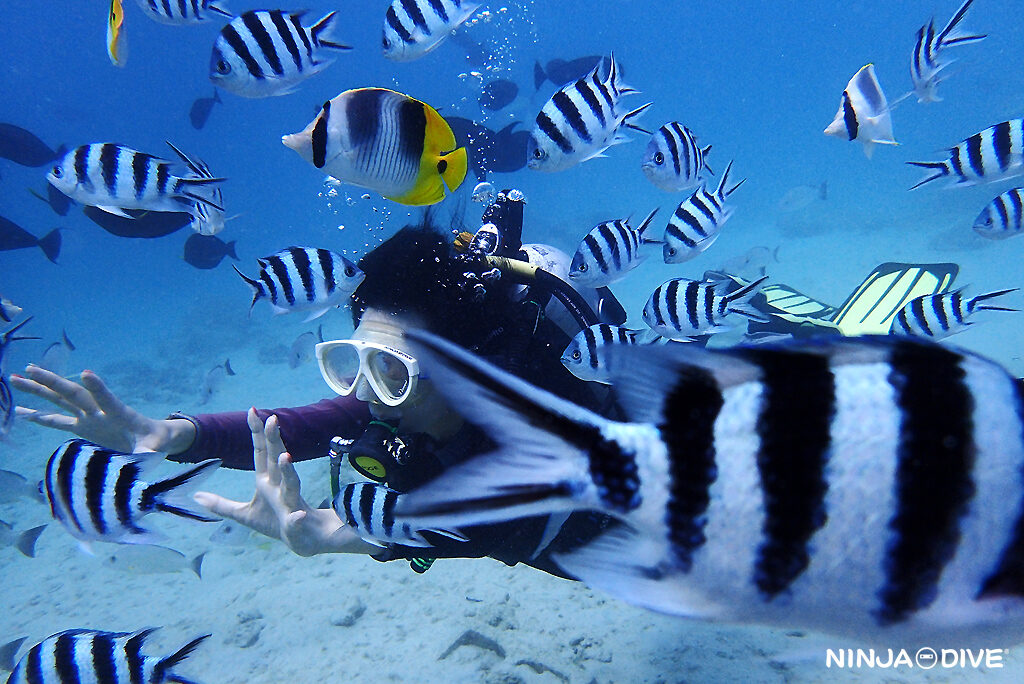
[216,60,231,75]
[667,247,676,256]
[572,350,581,360]
[578,263,587,272]
[532,148,544,159]
[51,166,62,178]
[654,152,664,165]
[344,266,355,277]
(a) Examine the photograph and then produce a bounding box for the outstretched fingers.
[248,408,269,475]
[79,370,136,423]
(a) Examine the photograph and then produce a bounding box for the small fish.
[395,330,1024,646]
[1,319,38,440]
[533,55,604,90]
[47,142,224,219]
[198,359,234,405]
[890,288,1017,340]
[288,326,323,369]
[0,297,22,324]
[908,119,1024,189]
[382,0,480,61]
[479,79,518,111]
[234,247,364,321]
[567,209,660,287]
[717,246,780,282]
[104,545,205,578]
[43,438,221,546]
[824,64,897,159]
[183,233,237,270]
[662,161,745,264]
[283,88,468,206]
[136,0,231,25]
[334,481,466,547]
[210,10,351,98]
[6,629,209,684]
[209,519,252,546]
[0,217,60,263]
[561,324,663,384]
[107,0,127,67]
[0,124,64,167]
[39,330,74,377]
[777,181,828,213]
[0,520,46,558]
[642,276,768,340]
[641,122,712,193]
[974,188,1024,239]
[911,0,986,104]
[0,469,45,504]
[189,89,222,130]
[528,54,651,173]
[83,205,192,239]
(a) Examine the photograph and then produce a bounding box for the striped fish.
[561,324,665,384]
[209,10,351,98]
[6,629,208,684]
[334,481,466,548]
[642,276,768,340]
[528,53,652,173]
[911,0,986,104]
[382,0,480,61]
[641,122,712,193]
[823,64,897,159]
[975,187,1024,239]
[135,0,231,25]
[46,142,224,219]
[43,439,220,546]
[908,119,1024,189]
[662,160,745,264]
[233,246,365,321]
[397,330,1024,646]
[890,288,1017,340]
[567,209,659,287]
[283,88,468,206]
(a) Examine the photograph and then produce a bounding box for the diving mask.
[316,339,420,407]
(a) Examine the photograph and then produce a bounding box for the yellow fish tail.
[438,146,468,193]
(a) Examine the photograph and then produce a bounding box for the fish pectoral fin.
[580,146,612,163]
[302,306,333,322]
[96,205,133,218]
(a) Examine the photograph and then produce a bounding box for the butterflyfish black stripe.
[427,0,450,23]
[877,342,976,624]
[132,152,150,199]
[965,133,985,177]
[311,101,330,168]
[583,234,609,274]
[396,97,427,165]
[746,350,833,597]
[99,144,120,195]
[401,0,430,31]
[268,256,296,305]
[84,451,111,535]
[359,483,376,534]
[536,111,573,154]
[385,6,413,43]
[552,90,591,143]
[841,92,858,141]
[660,365,721,570]
[243,12,284,75]
[92,633,118,683]
[270,10,303,71]
[54,633,80,683]
[597,223,621,271]
[115,462,143,531]
[993,121,1013,172]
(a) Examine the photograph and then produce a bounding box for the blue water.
[3,1,1024,681]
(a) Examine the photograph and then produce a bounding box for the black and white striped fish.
[135,0,231,25]
[890,288,1016,339]
[642,276,768,340]
[641,122,712,193]
[974,187,1024,239]
[397,330,1024,647]
[567,209,659,287]
[908,119,1024,189]
[911,0,986,104]
[382,0,480,61]
[560,324,664,384]
[334,481,466,548]
[209,10,351,98]
[6,628,209,684]
[823,64,897,159]
[233,246,365,321]
[43,439,221,547]
[662,160,745,264]
[528,53,651,173]
[46,143,224,219]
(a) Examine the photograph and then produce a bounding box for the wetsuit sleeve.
[167,396,371,469]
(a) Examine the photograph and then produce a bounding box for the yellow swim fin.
[830,262,959,335]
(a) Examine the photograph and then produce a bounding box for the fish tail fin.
[0,637,27,672]
[16,524,47,558]
[37,228,61,264]
[208,2,232,19]
[906,160,951,189]
[938,0,985,45]
[439,147,468,193]
[225,240,238,261]
[702,146,714,176]
[606,52,636,96]
[620,102,652,133]
[636,208,660,243]
[969,288,1018,312]
[533,60,546,90]
[144,459,222,522]
[715,160,745,198]
[153,634,211,684]
[232,265,265,315]
[165,141,206,176]
[311,11,351,51]
[723,275,770,323]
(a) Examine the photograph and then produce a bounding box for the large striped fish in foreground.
[567,209,659,287]
[528,53,651,173]
[135,0,231,25]
[889,288,1016,340]
[283,88,468,206]
[46,143,224,219]
[5,628,209,684]
[975,187,1024,239]
[397,331,1024,648]
[824,64,897,159]
[641,122,712,193]
[560,324,664,384]
[334,482,466,548]
[908,119,1024,189]
[44,439,221,547]
[911,0,986,104]
[210,10,351,98]
[662,160,745,264]
[382,0,480,61]
[642,275,768,340]
[233,246,364,321]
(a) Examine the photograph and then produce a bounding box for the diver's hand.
[193,410,376,557]
[11,365,195,454]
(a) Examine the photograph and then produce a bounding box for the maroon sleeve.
[168,396,371,469]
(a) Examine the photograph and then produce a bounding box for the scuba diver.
[11,189,622,577]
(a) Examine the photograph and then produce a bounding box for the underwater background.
[3,0,1024,681]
